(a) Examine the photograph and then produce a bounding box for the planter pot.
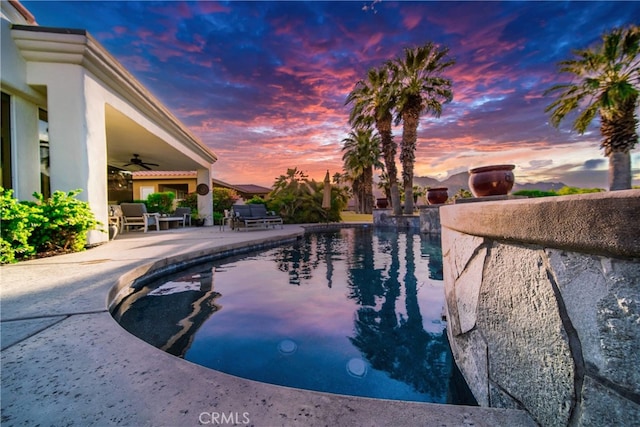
[108,224,119,240]
[468,164,515,197]
[427,187,449,205]
[376,198,389,209]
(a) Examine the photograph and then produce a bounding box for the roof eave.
[11,24,217,165]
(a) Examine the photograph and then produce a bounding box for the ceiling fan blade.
[143,162,160,167]
[123,163,133,167]
[140,164,152,170]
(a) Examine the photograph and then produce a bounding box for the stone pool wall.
[440,190,640,427]
[373,206,441,233]
[372,209,420,229]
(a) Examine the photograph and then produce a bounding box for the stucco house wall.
[1,1,217,244]
[131,173,197,202]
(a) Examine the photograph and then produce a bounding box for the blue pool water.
[113,227,476,404]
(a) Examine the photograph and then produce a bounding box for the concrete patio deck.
[1,225,536,426]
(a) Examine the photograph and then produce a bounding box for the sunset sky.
[22,1,640,188]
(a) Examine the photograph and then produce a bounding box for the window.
[1,92,12,189]
[140,186,155,200]
[39,108,50,199]
[159,184,188,200]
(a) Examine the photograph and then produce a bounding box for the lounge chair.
[248,204,283,229]
[120,203,160,232]
[232,204,283,230]
[174,207,191,227]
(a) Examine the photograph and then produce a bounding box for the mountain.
[512,181,566,192]
[414,172,469,195]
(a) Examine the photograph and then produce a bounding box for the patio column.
[26,62,109,244]
[196,167,213,226]
[12,97,40,200]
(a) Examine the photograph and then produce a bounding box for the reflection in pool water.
[112,228,476,404]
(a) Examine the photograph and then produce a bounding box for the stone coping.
[440,189,640,258]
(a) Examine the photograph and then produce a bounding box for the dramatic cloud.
[583,158,607,170]
[23,0,640,187]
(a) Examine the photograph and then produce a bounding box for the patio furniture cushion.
[231,204,283,230]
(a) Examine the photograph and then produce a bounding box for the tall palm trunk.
[363,166,374,214]
[377,113,401,215]
[401,104,420,214]
[609,151,632,191]
[352,177,363,213]
[601,97,637,190]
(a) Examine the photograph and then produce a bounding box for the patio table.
[158,216,185,230]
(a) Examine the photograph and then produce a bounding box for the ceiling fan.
[123,154,159,170]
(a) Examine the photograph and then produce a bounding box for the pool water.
[113,227,476,404]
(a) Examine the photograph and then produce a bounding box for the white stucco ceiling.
[105,102,211,172]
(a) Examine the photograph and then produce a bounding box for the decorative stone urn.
[468,164,515,197]
[427,187,449,205]
[376,198,389,209]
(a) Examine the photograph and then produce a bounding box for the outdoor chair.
[232,204,283,231]
[120,203,160,232]
[248,204,283,229]
[221,209,233,231]
[174,207,191,227]
[109,204,124,234]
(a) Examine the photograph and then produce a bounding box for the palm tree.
[332,172,347,185]
[272,167,308,193]
[270,167,310,219]
[376,171,392,203]
[346,66,402,215]
[389,43,455,213]
[545,25,639,190]
[269,168,348,223]
[342,128,383,214]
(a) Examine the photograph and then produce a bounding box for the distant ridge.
[413,172,566,195]
[513,181,566,192]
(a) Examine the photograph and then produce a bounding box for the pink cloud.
[402,13,421,30]
[363,33,384,53]
[196,2,231,14]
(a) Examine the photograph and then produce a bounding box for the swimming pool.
[112,227,475,404]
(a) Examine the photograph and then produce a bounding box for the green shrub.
[1,188,101,263]
[1,188,41,263]
[513,189,557,198]
[267,168,348,223]
[178,189,238,219]
[245,196,266,205]
[178,193,198,211]
[28,190,101,255]
[146,192,175,214]
[211,187,238,213]
[556,186,604,195]
[453,188,473,200]
[513,186,605,198]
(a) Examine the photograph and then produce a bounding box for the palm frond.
[545,24,640,137]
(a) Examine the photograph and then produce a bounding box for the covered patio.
[2,2,217,246]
